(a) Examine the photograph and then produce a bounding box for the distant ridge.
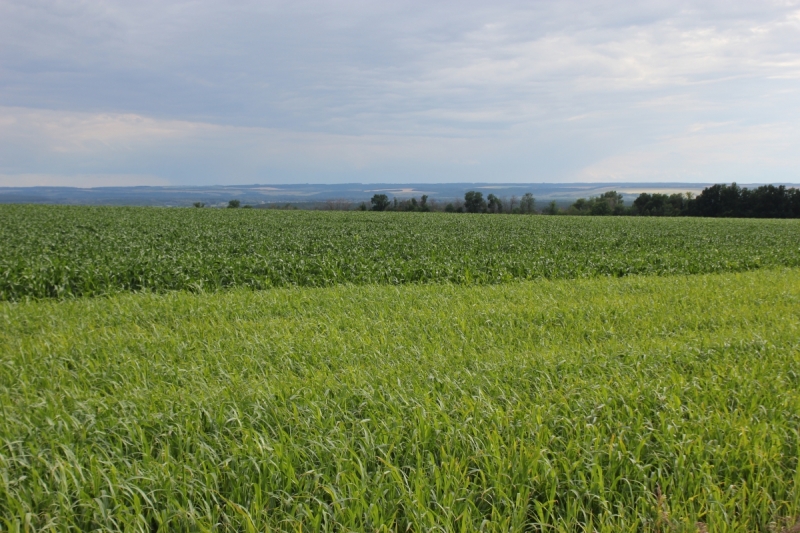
[2,182,796,207]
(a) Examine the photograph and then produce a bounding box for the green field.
[1,207,799,531]
[2,205,799,300]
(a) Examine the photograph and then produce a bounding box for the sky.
[1,0,799,187]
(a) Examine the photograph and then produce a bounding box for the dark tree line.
[366,194,431,212]
[565,183,800,218]
[366,191,539,214]
[687,183,800,218]
[230,183,799,217]
[447,192,537,214]
[629,184,800,218]
[567,191,626,216]
[631,192,691,216]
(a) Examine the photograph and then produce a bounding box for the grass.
[1,268,799,531]
[2,205,800,300]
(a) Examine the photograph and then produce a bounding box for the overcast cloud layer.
[1,0,799,186]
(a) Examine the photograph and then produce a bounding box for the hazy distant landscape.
[0,182,752,207]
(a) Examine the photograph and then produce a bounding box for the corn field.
[1,205,799,300]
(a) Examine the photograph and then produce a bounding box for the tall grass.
[1,269,799,531]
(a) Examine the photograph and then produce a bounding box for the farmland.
[1,205,800,531]
[1,205,800,300]
[1,270,799,531]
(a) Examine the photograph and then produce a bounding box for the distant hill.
[1,182,795,207]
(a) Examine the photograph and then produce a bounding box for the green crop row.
[1,269,799,531]
[1,205,799,300]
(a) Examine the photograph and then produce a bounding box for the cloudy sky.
[1,0,799,186]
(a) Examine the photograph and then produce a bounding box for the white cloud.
[1,1,799,184]
[577,122,800,182]
[0,106,505,184]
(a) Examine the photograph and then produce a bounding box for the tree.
[520,193,535,214]
[601,190,623,208]
[570,191,622,215]
[689,183,800,218]
[594,191,624,215]
[420,195,430,212]
[633,193,657,215]
[487,194,502,213]
[691,184,738,217]
[193,202,205,208]
[633,192,687,216]
[590,199,611,216]
[227,199,241,208]
[570,198,588,214]
[544,200,559,215]
[371,194,390,211]
[464,191,486,213]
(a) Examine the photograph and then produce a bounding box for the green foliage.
[570,191,624,216]
[632,184,800,218]
[227,199,241,209]
[520,192,535,214]
[487,194,502,213]
[370,194,390,211]
[690,183,800,218]
[464,191,486,213]
[1,205,800,300]
[1,269,799,530]
[389,196,429,212]
[633,193,691,216]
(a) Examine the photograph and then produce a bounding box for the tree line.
[570,184,800,218]
[212,183,799,218]
[364,184,800,218]
[366,192,544,214]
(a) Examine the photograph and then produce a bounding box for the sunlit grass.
[1,269,799,531]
